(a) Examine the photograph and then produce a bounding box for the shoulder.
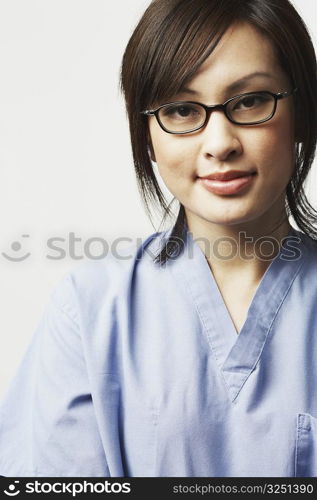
[293,229,317,261]
[49,228,172,321]
[286,228,317,282]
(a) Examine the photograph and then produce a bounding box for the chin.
[193,206,260,227]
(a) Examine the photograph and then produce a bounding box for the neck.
[185,207,292,285]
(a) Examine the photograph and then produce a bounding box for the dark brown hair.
[120,0,317,265]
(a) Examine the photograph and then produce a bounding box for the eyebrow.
[180,71,276,96]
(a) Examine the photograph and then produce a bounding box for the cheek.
[150,127,197,185]
[247,117,295,183]
[156,147,194,179]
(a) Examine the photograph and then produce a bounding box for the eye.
[161,103,202,119]
[232,93,271,111]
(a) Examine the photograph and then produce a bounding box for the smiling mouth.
[197,172,257,195]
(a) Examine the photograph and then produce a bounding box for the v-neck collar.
[169,225,308,402]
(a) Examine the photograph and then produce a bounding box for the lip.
[198,171,257,195]
[199,170,256,181]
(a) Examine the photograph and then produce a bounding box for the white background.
[0,0,316,398]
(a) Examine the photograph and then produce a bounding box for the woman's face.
[148,22,296,230]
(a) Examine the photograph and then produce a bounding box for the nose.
[201,110,242,161]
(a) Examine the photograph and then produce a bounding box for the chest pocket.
[295,413,317,477]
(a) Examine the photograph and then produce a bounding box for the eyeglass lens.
[158,92,275,133]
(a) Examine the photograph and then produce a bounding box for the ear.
[294,112,303,142]
[146,130,157,163]
[293,96,304,143]
[147,142,157,163]
[294,125,304,143]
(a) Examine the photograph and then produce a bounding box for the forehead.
[185,23,286,96]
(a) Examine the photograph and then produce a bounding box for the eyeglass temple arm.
[276,87,298,99]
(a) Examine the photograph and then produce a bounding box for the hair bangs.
[139,0,242,110]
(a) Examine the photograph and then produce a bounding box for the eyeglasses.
[141,88,298,134]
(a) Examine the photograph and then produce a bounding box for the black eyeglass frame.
[141,88,298,134]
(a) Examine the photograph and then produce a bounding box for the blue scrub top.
[0,225,317,477]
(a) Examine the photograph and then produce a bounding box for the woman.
[1,0,317,477]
